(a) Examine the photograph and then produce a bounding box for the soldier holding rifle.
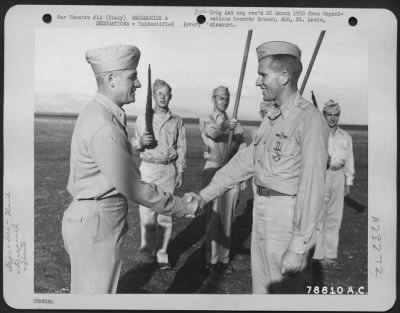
[62,45,198,294]
[186,40,329,293]
[199,86,246,274]
[132,78,186,270]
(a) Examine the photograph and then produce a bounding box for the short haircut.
[153,79,172,94]
[263,54,303,84]
[94,70,122,86]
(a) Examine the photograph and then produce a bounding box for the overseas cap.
[256,41,301,61]
[153,79,172,93]
[323,99,341,114]
[85,44,141,74]
[212,86,230,96]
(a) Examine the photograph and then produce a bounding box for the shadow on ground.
[165,198,254,293]
[117,263,158,293]
[344,195,367,214]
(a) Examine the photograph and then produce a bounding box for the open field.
[34,116,368,294]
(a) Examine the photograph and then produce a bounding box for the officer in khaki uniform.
[62,45,197,294]
[199,86,246,273]
[194,41,329,293]
[313,100,355,265]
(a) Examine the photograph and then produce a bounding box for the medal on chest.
[272,132,287,162]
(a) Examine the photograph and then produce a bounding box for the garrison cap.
[323,99,341,114]
[212,86,230,96]
[153,79,172,93]
[256,41,301,61]
[85,45,141,74]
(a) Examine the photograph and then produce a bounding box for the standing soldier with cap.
[186,41,329,293]
[62,45,198,294]
[313,99,355,267]
[199,86,246,274]
[132,79,186,270]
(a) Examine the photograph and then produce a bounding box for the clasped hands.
[182,192,206,218]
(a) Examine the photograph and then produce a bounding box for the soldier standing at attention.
[313,99,355,267]
[62,45,197,294]
[199,86,247,274]
[187,41,329,293]
[132,79,186,270]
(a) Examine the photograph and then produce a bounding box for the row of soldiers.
[61,41,354,294]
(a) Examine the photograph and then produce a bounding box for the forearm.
[91,126,191,217]
[200,144,254,202]
[205,122,226,139]
[176,123,186,172]
[344,138,355,185]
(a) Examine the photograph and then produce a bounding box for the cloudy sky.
[35,26,367,124]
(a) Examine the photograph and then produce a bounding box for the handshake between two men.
[181,192,206,218]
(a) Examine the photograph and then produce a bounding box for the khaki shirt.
[199,111,245,168]
[132,110,186,172]
[200,92,329,254]
[67,92,190,217]
[328,127,355,185]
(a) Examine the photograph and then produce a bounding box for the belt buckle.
[257,186,270,197]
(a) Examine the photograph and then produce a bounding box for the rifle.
[311,90,318,108]
[223,30,253,164]
[300,30,326,96]
[145,64,154,141]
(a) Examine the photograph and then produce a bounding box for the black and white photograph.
[3,5,397,311]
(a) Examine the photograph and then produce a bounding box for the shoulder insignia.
[298,98,313,110]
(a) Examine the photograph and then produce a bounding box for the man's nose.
[135,79,141,88]
[256,76,261,86]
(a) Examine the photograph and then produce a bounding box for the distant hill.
[35,92,368,129]
[35,92,207,118]
[35,93,93,113]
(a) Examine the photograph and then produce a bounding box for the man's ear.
[106,72,115,88]
[279,71,289,85]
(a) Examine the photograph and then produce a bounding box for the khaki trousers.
[251,193,297,294]
[62,196,128,294]
[205,185,239,264]
[203,167,239,265]
[138,161,176,264]
[313,170,345,260]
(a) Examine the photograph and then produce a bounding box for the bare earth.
[34,117,368,294]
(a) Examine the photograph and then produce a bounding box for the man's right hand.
[140,131,154,147]
[182,192,205,218]
[223,118,238,130]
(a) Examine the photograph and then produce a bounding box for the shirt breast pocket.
[279,137,299,157]
[163,123,178,141]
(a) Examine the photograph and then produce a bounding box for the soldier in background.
[187,41,329,293]
[199,86,247,274]
[132,79,186,270]
[62,45,197,294]
[313,99,355,267]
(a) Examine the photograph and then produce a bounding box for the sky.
[35,26,368,124]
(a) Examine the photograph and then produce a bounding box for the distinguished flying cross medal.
[272,132,287,162]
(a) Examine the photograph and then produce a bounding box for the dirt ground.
[34,117,368,294]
